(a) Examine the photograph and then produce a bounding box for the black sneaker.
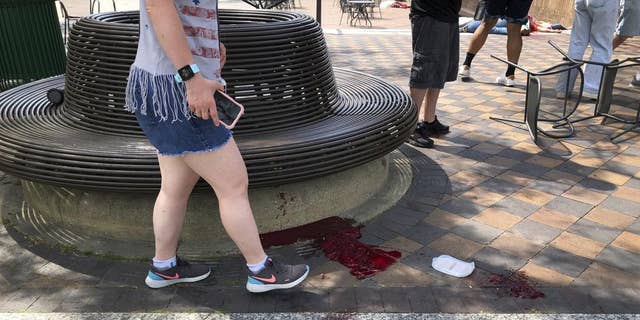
[407,132,434,148]
[246,257,309,293]
[145,257,211,289]
[420,117,450,137]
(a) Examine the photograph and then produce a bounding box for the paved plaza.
[1,1,640,317]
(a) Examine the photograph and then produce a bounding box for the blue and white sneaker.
[246,258,309,293]
[145,257,211,289]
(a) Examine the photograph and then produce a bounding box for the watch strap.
[174,64,200,83]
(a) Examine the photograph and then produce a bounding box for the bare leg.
[505,23,523,79]
[153,155,201,260]
[183,138,266,264]
[612,34,630,50]
[466,18,499,56]
[424,88,440,123]
[410,87,428,122]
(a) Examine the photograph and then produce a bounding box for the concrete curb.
[0,314,638,320]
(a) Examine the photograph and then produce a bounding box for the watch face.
[179,66,195,80]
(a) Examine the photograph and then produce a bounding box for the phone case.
[214,91,244,129]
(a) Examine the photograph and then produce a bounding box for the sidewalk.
[2,3,640,317]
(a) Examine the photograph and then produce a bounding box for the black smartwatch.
[174,64,200,83]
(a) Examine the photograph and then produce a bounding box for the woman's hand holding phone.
[214,90,244,129]
[185,74,225,126]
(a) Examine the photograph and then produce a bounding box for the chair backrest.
[525,76,542,143]
[90,0,117,14]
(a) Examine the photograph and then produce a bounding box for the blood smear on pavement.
[260,216,401,279]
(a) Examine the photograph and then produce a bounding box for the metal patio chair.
[551,55,640,142]
[489,41,586,143]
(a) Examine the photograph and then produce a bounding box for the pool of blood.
[488,271,545,299]
[260,216,401,279]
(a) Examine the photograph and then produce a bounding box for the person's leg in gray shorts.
[408,15,459,148]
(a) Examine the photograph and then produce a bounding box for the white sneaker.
[582,90,598,100]
[458,66,471,79]
[631,72,640,88]
[496,75,516,87]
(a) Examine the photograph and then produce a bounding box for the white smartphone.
[214,90,244,129]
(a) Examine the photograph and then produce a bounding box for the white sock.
[247,256,269,274]
[152,256,177,271]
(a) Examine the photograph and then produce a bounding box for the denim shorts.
[135,108,232,157]
[484,0,533,25]
[126,67,232,157]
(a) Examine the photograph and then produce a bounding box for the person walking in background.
[612,0,640,88]
[555,0,619,100]
[458,0,534,87]
[407,0,461,148]
[125,0,309,292]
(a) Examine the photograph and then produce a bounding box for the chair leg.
[610,102,640,143]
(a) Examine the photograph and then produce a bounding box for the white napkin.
[431,254,475,278]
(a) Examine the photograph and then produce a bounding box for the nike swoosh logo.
[156,272,180,280]
[251,274,276,283]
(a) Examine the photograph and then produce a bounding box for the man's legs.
[408,87,434,148]
[556,0,591,95]
[582,0,619,95]
[505,22,524,79]
[411,87,439,124]
[424,88,440,123]
[410,87,428,122]
[613,0,639,87]
[467,18,499,55]
[460,17,498,76]
[494,0,533,84]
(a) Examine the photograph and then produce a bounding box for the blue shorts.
[126,66,232,157]
[134,107,232,157]
[484,0,533,25]
[617,0,640,36]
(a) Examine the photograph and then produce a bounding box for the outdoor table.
[347,0,374,27]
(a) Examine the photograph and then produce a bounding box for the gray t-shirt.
[134,0,224,82]
[125,0,224,122]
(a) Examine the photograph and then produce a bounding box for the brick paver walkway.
[2,3,640,316]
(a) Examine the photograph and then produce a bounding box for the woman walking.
[125,0,309,292]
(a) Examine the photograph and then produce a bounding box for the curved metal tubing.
[489,42,588,141]
[0,10,417,191]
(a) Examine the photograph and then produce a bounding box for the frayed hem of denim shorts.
[156,131,232,158]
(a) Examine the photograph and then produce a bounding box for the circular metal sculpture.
[0,10,417,258]
[0,10,415,191]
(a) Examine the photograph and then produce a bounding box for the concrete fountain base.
[3,151,412,259]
